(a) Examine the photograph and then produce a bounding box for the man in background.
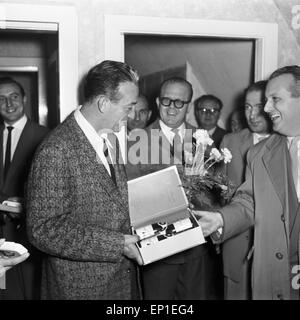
[194,94,227,148]
[127,94,152,131]
[127,77,222,300]
[26,60,142,300]
[0,77,48,299]
[220,80,272,299]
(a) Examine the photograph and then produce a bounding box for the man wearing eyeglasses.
[128,77,222,300]
[194,94,227,148]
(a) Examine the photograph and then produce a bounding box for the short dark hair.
[159,77,193,102]
[268,65,300,97]
[83,60,139,103]
[245,80,267,96]
[194,94,223,110]
[0,77,25,97]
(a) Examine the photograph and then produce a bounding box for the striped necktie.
[103,138,117,186]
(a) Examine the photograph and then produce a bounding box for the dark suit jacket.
[219,129,254,287]
[26,113,139,300]
[0,119,49,300]
[211,126,227,149]
[219,134,300,299]
[0,120,49,200]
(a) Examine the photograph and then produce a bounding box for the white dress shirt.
[159,120,186,144]
[252,132,270,145]
[3,114,27,164]
[74,106,125,176]
[287,136,300,202]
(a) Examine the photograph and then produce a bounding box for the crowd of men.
[0,60,300,300]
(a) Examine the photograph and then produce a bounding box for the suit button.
[127,268,131,273]
[281,215,285,222]
[245,235,249,240]
[276,252,283,259]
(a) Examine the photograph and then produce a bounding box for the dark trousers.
[142,245,223,300]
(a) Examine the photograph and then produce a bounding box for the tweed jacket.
[219,128,254,283]
[26,113,138,300]
[219,133,300,300]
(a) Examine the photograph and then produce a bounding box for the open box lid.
[128,166,189,228]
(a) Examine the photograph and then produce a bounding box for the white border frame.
[0,3,78,122]
[104,15,278,80]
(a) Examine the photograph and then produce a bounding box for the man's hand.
[123,234,143,265]
[2,197,23,219]
[0,239,30,277]
[193,211,224,237]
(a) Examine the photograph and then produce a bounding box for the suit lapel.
[3,120,32,187]
[0,125,3,188]
[71,116,128,212]
[262,135,287,209]
[240,129,253,157]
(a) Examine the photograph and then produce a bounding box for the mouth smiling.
[269,113,281,122]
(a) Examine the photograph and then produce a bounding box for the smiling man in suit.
[196,65,300,300]
[127,77,222,300]
[0,77,49,300]
[26,60,143,300]
[220,80,272,299]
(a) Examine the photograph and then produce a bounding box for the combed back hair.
[269,65,300,98]
[245,80,267,96]
[159,77,193,102]
[83,60,139,103]
[194,94,223,110]
[0,77,25,97]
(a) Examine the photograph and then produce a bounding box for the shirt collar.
[207,126,216,136]
[4,114,27,130]
[159,120,186,134]
[74,106,126,158]
[287,136,300,149]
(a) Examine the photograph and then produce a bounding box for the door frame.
[104,15,278,80]
[0,3,78,122]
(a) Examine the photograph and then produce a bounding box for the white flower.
[193,129,213,146]
[209,148,223,162]
[221,148,232,163]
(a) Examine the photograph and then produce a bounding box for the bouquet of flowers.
[181,129,236,211]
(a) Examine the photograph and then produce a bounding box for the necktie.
[289,136,300,201]
[3,126,14,181]
[171,128,181,153]
[103,138,117,186]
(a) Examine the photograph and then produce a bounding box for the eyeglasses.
[197,108,220,115]
[159,97,190,109]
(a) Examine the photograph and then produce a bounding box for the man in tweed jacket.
[26,60,142,300]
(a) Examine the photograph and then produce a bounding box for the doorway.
[0,3,78,123]
[0,30,59,128]
[125,34,255,129]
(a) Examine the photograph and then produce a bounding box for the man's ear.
[97,95,109,113]
[147,110,152,121]
[22,95,27,106]
[155,97,159,108]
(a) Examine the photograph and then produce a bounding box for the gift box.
[128,166,205,265]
